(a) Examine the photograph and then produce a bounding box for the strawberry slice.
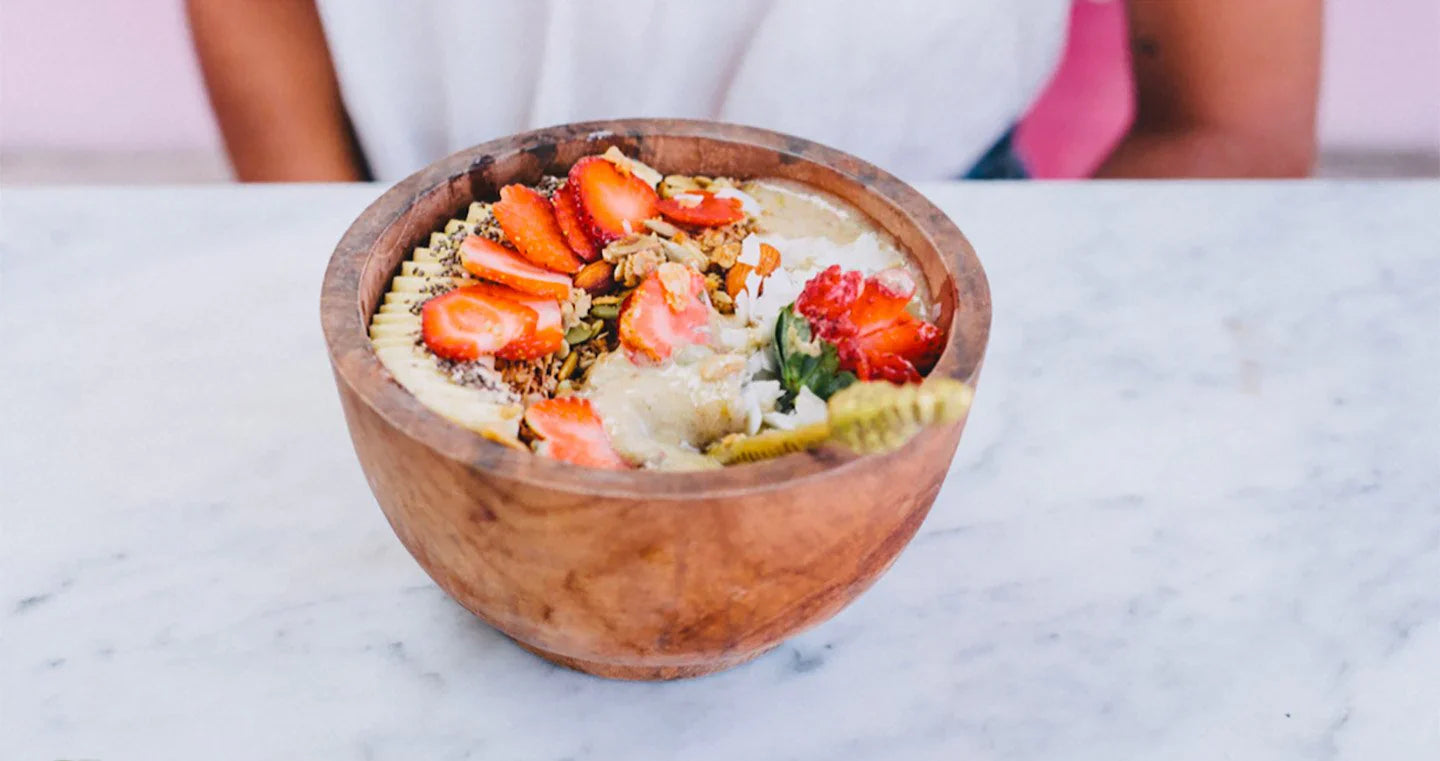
[460,235,572,300]
[493,184,583,274]
[795,265,942,384]
[840,343,924,384]
[795,264,864,335]
[848,268,917,330]
[569,156,660,244]
[421,286,537,362]
[656,191,745,227]
[619,264,711,362]
[466,282,565,360]
[848,316,942,373]
[524,397,629,469]
[551,182,600,262]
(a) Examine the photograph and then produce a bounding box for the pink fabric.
[1015,0,1135,178]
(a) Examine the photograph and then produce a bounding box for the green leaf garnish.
[774,305,856,409]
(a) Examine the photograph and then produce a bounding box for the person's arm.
[186,0,364,181]
[1096,0,1321,178]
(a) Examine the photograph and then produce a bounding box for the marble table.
[3,181,1437,760]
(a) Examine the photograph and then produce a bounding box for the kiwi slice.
[706,379,974,465]
[706,423,832,465]
[827,378,973,455]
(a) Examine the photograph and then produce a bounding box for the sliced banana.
[465,201,491,224]
[369,207,521,440]
[401,260,457,278]
[368,324,419,341]
[370,312,419,326]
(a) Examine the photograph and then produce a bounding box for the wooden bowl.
[320,120,991,680]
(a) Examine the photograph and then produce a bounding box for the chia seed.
[435,358,520,402]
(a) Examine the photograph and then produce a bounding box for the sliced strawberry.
[421,286,536,362]
[460,235,572,300]
[569,156,659,244]
[619,264,710,362]
[848,268,917,330]
[849,315,942,372]
[795,265,942,384]
[524,397,629,470]
[795,264,864,335]
[466,282,565,360]
[493,184,583,274]
[840,343,923,384]
[551,182,600,262]
[656,191,744,227]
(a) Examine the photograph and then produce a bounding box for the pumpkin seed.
[558,351,580,380]
[565,323,597,345]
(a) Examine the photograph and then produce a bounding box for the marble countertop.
[3,181,1437,760]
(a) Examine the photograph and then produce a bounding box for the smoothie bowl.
[320,120,991,679]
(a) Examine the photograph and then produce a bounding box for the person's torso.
[317,0,1070,181]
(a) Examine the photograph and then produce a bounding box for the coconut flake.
[762,410,797,430]
[738,234,763,267]
[745,345,775,377]
[792,387,828,426]
[601,146,663,187]
[749,267,799,337]
[716,327,750,352]
[742,379,784,435]
[713,186,761,214]
[744,390,764,435]
[750,379,783,409]
[733,288,752,325]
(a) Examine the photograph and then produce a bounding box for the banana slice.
[370,312,419,326]
[706,379,974,465]
[368,205,521,440]
[400,260,456,278]
[465,201,491,224]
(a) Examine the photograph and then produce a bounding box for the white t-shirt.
[316,0,1069,181]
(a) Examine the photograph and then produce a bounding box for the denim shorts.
[964,128,1029,179]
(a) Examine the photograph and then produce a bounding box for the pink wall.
[1318,0,1440,150]
[1018,0,1440,177]
[0,0,218,151]
[1,0,1435,164]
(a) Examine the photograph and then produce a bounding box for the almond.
[757,243,782,276]
[574,260,615,294]
[726,263,756,298]
[656,262,696,312]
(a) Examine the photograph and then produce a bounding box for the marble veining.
[2,182,1437,760]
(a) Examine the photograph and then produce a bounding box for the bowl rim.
[321,118,990,499]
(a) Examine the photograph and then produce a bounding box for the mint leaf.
[773,305,853,408]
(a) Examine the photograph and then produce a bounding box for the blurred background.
[1,0,1436,183]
